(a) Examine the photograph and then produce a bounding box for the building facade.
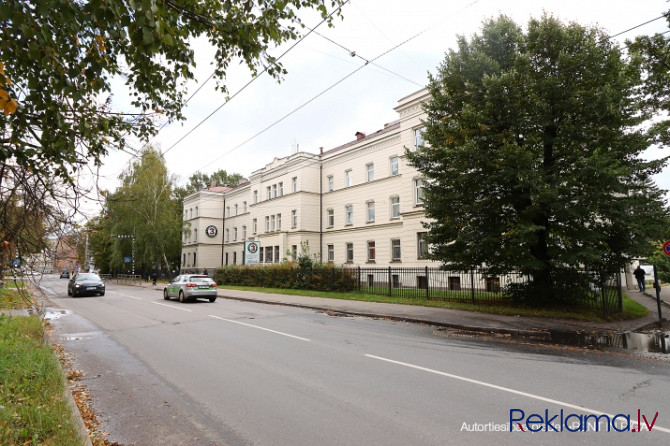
[181,89,432,270]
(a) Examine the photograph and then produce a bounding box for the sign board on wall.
[244,241,261,265]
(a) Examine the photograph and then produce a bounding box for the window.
[391,239,401,261]
[278,182,283,196]
[414,127,425,149]
[367,241,376,262]
[346,243,354,263]
[193,252,197,266]
[225,252,228,266]
[271,215,276,231]
[265,216,270,232]
[291,210,297,228]
[226,206,230,217]
[366,201,375,222]
[233,252,237,265]
[195,206,199,216]
[253,190,258,204]
[183,253,186,265]
[390,196,400,219]
[292,177,298,193]
[272,184,277,198]
[345,205,353,225]
[366,163,374,182]
[189,208,192,219]
[266,186,271,200]
[259,248,264,263]
[417,232,429,259]
[345,170,353,187]
[276,213,281,231]
[243,201,247,213]
[242,225,247,239]
[390,156,399,176]
[327,209,334,228]
[274,246,280,263]
[327,244,334,262]
[252,218,257,234]
[414,178,424,205]
[194,229,198,242]
[233,227,237,241]
[327,175,334,192]
[291,245,297,260]
[225,229,230,242]
[234,204,238,215]
[266,246,273,263]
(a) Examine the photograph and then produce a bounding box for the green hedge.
[215,264,358,292]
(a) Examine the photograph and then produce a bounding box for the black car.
[67,272,105,297]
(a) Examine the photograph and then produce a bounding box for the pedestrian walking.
[151,271,157,286]
[633,264,646,292]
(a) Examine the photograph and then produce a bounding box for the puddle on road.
[549,329,670,354]
[44,309,71,320]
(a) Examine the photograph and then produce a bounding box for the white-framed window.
[367,241,376,262]
[253,190,258,204]
[366,163,374,182]
[225,228,230,242]
[195,206,199,217]
[414,178,425,205]
[271,215,276,231]
[366,201,375,222]
[391,239,401,261]
[414,127,425,149]
[346,243,354,263]
[242,225,247,239]
[327,244,334,263]
[194,229,198,242]
[234,204,238,215]
[390,156,399,176]
[292,245,298,260]
[252,218,257,234]
[327,175,334,192]
[243,201,247,213]
[276,213,282,231]
[189,208,192,219]
[291,209,297,228]
[345,170,353,187]
[417,232,429,259]
[233,227,237,241]
[345,204,353,225]
[292,177,298,193]
[266,186,271,200]
[278,182,283,196]
[265,216,270,232]
[327,209,334,228]
[390,195,400,219]
[272,184,277,198]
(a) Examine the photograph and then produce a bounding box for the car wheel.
[67,287,71,296]
[179,290,185,303]
[163,289,170,300]
[209,296,217,303]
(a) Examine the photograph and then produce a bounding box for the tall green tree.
[407,15,669,305]
[0,0,344,189]
[104,147,182,272]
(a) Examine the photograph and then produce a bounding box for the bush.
[215,264,358,292]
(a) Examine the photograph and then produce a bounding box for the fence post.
[425,266,429,300]
[471,269,475,304]
[357,266,361,292]
[388,266,392,296]
[616,270,623,312]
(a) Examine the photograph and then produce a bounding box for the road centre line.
[152,301,193,312]
[365,354,670,434]
[209,315,311,342]
[115,293,143,300]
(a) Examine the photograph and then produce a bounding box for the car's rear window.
[187,276,210,283]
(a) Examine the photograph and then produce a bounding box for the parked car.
[68,272,105,297]
[163,274,217,303]
[60,271,70,279]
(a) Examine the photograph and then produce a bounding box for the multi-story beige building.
[181,89,433,270]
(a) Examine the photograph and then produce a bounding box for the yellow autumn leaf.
[0,61,4,75]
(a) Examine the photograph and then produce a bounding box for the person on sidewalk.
[633,264,646,292]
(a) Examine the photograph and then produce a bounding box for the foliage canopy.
[407,15,669,304]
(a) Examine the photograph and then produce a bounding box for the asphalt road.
[38,275,670,446]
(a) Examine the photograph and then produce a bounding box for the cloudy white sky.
[81,0,670,212]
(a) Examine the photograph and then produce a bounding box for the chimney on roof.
[355,131,365,141]
[319,147,323,155]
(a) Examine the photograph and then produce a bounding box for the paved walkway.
[137,280,669,342]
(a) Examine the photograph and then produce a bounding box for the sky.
[80,0,670,213]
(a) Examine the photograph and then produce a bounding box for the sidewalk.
[142,281,668,344]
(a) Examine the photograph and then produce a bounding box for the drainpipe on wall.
[319,156,323,263]
[221,195,226,267]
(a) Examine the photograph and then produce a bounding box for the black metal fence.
[212,264,624,317]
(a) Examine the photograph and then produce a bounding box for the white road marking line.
[365,354,670,434]
[152,302,192,312]
[115,293,142,300]
[209,315,311,342]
